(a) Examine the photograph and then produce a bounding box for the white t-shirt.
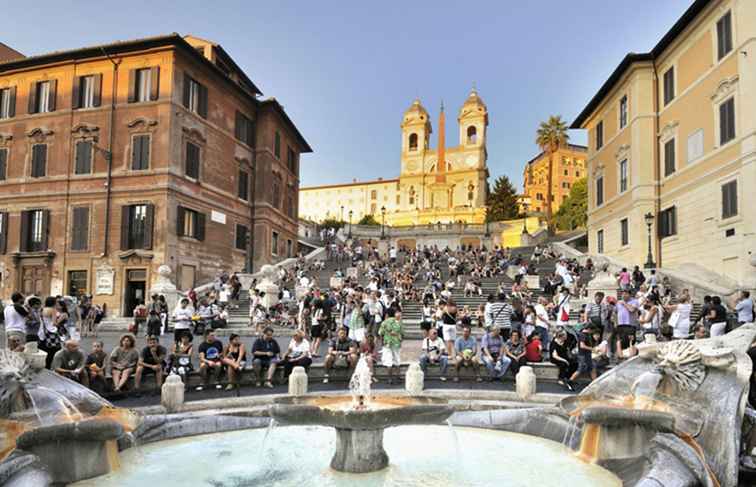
[288,338,311,357]
[673,303,692,338]
[422,337,446,359]
[534,304,550,330]
[173,307,193,330]
[389,248,397,259]
[4,304,26,333]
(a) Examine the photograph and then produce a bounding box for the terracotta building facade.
[521,144,586,215]
[0,34,311,316]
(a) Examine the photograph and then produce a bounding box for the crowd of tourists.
[2,238,754,397]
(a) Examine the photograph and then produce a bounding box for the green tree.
[320,218,344,231]
[555,177,587,231]
[486,175,520,222]
[535,115,569,234]
[357,214,380,226]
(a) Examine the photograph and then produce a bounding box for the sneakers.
[215,384,222,390]
[225,384,235,391]
[323,376,329,384]
[195,386,204,391]
[476,377,483,383]
[264,381,274,389]
[440,376,447,382]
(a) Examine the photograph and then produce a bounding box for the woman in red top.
[524,333,543,362]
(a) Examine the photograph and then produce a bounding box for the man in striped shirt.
[486,293,513,340]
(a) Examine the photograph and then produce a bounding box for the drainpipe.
[652,59,662,268]
[101,47,121,257]
[247,143,256,274]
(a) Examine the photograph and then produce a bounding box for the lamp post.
[644,212,656,269]
[519,196,531,234]
[381,206,386,239]
[340,205,344,224]
[348,210,353,240]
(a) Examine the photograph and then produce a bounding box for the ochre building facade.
[0,34,311,316]
[572,0,756,289]
[299,90,489,226]
[522,144,586,215]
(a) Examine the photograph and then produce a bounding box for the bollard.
[288,366,308,396]
[516,366,536,400]
[161,373,185,413]
[405,362,424,395]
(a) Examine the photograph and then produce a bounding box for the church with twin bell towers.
[299,89,489,226]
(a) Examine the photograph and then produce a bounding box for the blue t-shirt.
[455,336,478,355]
[199,340,223,361]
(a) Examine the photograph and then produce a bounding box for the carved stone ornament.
[25,127,54,142]
[181,126,207,144]
[658,120,679,142]
[127,118,159,131]
[71,124,100,138]
[654,341,706,392]
[614,144,630,161]
[710,75,739,104]
[0,133,12,145]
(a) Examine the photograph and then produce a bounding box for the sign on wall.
[211,211,226,224]
[95,265,115,295]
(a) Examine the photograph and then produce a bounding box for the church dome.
[402,99,430,125]
[459,88,487,118]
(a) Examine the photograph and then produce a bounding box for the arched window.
[409,186,415,206]
[467,126,477,144]
[408,133,418,151]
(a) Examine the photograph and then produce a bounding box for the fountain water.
[348,356,372,410]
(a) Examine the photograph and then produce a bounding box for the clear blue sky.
[4,0,693,189]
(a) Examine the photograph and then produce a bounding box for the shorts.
[311,324,326,339]
[382,347,401,367]
[578,353,593,374]
[616,325,636,349]
[442,325,457,342]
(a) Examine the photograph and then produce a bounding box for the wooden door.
[21,266,48,296]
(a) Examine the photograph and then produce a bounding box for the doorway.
[21,266,48,296]
[124,269,147,317]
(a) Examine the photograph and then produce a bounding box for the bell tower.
[400,99,432,176]
[458,88,488,156]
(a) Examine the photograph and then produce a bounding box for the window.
[274,131,281,158]
[467,126,477,144]
[717,11,733,60]
[0,212,7,254]
[664,138,675,176]
[131,134,150,170]
[0,148,6,180]
[663,67,675,105]
[31,144,47,178]
[596,176,604,206]
[620,218,629,246]
[235,224,248,250]
[722,180,737,219]
[659,206,677,238]
[28,80,56,114]
[272,173,281,208]
[619,95,628,129]
[396,194,400,205]
[177,206,205,240]
[287,147,297,173]
[287,239,293,258]
[71,206,89,251]
[719,97,736,145]
[182,73,208,118]
[595,121,604,150]
[128,67,159,103]
[408,133,418,151]
[371,190,377,200]
[597,230,604,254]
[563,169,569,176]
[74,74,101,109]
[687,129,704,163]
[238,170,249,201]
[74,140,93,175]
[67,270,88,297]
[576,171,580,178]
[20,209,48,252]
[185,142,200,179]
[120,204,154,250]
[0,87,15,119]
[619,159,628,193]
[271,231,279,256]
[235,111,254,146]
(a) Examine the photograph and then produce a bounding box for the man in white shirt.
[534,297,552,352]
[4,292,28,346]
[172,298,193,342]
[389,246,398,263]
[419,328,448,381]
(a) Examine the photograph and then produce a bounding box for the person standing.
[708,296,728,337]
[172,298,193,343]
[378,308,404,385]
[736,291,754,326]
[616,290,639,352]
[4,292,28,347]
[665,295,692,340]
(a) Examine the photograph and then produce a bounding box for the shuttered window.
[595,121,603,150]
[235,111,254,146]
[20,209,49,252]
[28,80,56,114]
[595,176,604,206]
[74,140,93,174]
[0,87,15,119]
[182,73,208,118]
[663,67,675,105]
[185,142,200,179]
[238,170,249,200]
[128,67,159,103]
[620,218,629,246]
[0,148,7,180]
[274,131,281,158]
[176,206,205,241]
[71,207,89,251]
[619,95,627,129]
[659,206,677,238]
[31,144,47,178]
[131,134,150,170]
[717,11,733,60]
[664,138,675,176]
[719,97,736,145]
[73,74,102,109]
[722,180,737,220]
[0,212,8,254]
[619,159,628,193]
[596,230,604,254]
[287,147,297,173]
[120,204,154,250]
[235,224,248,250]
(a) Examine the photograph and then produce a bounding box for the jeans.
[537,326,550,357]
[482,354,511,378]
[419,354,449,376]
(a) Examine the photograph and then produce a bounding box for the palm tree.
[536,115,569,235]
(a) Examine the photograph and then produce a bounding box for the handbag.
[667,311,680,328]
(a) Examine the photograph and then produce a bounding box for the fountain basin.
[270,395,453,473]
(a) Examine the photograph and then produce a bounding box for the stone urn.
[22,342,48,371]
[288,366,308,396]
[161,374,184,413]
[405,362,424,395]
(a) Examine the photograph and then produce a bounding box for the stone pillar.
[405,362,424,395]
[331,428,389,473]
[288,366,308,396]
[515,366,536,400]
[152,265,180,315]
[161,374,185,413]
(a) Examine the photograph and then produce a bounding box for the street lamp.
[520,196,531,234]
[381,206,386,239]
[348,210,353,240]
[644,212,656,269]
[340,205,344,224]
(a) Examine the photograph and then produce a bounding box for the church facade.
[299,90,489,226]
